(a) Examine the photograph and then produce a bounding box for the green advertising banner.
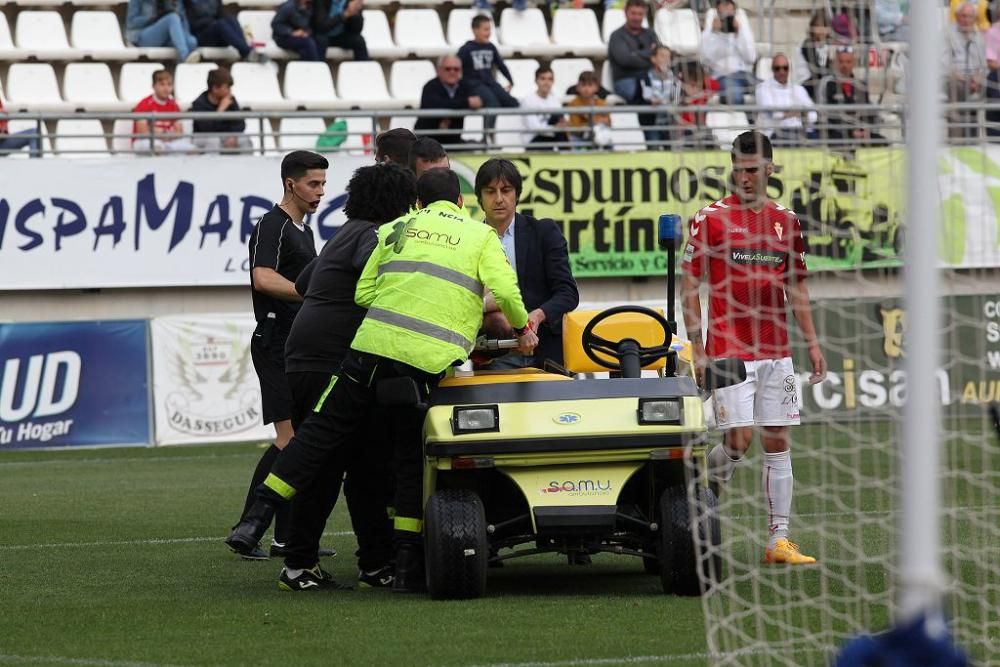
[452,146,1000,277]
[794,294,1000,422]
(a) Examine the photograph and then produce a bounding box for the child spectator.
[126,0,200,63]
[272,0,324,61]
[567,71,612,147]
[677,61,719,147]
[520,65,569,149]
[458,15,519,136]
[641,45,681,146]
[132,69,196,154]
[190,67,252,153]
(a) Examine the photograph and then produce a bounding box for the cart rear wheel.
[659,485,721,596]
[424,489,488,600]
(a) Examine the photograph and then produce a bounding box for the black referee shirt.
[284,218,380,374]
[248,205,317,330]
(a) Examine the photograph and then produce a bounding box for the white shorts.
[713,357,800,429]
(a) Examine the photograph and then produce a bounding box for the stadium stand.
[231,62,296,111]
[498,7,562,57]
[335,60,400,108]
[388,59,436,108]
[277,116,327,150]
[70,11,141,61]
[6,63,73,112]
[653,7,701,56]
[15,10,78,60]
[550,57,595,100]
[501,58,542,99]
[54,118,110,157]
[361,9,407,60]
[609,111,645,151]
[172,62,220,106]
[706,109,752,149]
[119,62,167,104]
[236,10,290,60]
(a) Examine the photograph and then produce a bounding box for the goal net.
[685,3,1000,663]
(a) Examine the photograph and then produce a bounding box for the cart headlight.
[452,405,500,435]
[637,398,682,425]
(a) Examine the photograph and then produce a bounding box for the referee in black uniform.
[276,162,418,591]
[229,150,328,560]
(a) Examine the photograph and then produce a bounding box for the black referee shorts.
[250,327,293,426]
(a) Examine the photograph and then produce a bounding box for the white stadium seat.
[5,63,72,111]
[55,119,110,158]
[501,58,541,99]
[119,62,165,104]
[550,8,604,57]
[494,113,524,151]
[550,58,594,100]
[172,62,218,106]
[278,116,327,150]
[110,118,137,155]
[360,10,406,60]
[237,10,293,59]
[70,11,139,60]
[63,63,129,111]
[15,11,79,59]
[610,112,646,151]
[0,13,27,59]
[388,59,436,108]
[654,8,701,56]
[498,8,561,57]
[244,117,277,154]
[230,62,295,110]
[341,116,377,156]
[283,61,343,110]
[706,110,751,149]
[393,9,449,58]
[600,59,614,92]
[336,61,403,109]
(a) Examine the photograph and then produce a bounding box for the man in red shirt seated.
[682,130,827,566]
[132,69,196,155]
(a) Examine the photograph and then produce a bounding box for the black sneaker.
[238,545,269,561]
[357,565,394,588]
[278,564,352,592]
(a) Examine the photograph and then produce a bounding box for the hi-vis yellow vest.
[352,200,529,374]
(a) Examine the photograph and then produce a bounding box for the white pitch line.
[0,655,185,667]
[472,646,828,667]
[0,531,354,551]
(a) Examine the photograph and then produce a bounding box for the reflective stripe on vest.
[366,307,472,349]
[377,260,483,296]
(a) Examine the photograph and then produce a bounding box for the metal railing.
[5,100,995,158]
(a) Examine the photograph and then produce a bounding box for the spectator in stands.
[984,13,1000,137]
[608,0,661,104]
[126,0,200,63]
[818,47,884,146]
[414,55,483,149]
[793,9,833,102]
[374,127,416,165]
[829,2,858,45]
[186,0,266,62]
[700,0,757,104]
[313,0,369,61]
[459,15,519,137]
[0,96,41,158]
[946,2,988,139]
[190,67,251,153]
[676,60,718,148]
[408,136,450,177]
[520,65,569,150]
[474,0,527,12]
[873,0,909,43]
[640,45,681,147]
[567,71,612,147]
[950,0,991,32]
[132,69,197,154]
[755,53,817,145]
[272,0,324,61]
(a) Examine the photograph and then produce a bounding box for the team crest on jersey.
[774,222,784,241]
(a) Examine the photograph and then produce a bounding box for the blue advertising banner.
[0,320,151,449]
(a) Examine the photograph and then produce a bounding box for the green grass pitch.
[1,419,996,666]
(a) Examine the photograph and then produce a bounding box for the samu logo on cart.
[542,480,612,495]
[553,412,582,425]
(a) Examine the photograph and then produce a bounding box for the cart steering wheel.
[580,305,673,372]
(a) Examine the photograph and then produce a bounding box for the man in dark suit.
[818,47,885,146]
[476,158,579,370]
[414,55,483,150]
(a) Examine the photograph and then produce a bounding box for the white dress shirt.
[519,91,564,145]
[754,77,818,136]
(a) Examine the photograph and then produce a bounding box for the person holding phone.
[700,0,757,104]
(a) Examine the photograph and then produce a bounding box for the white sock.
[284,567,304,579]
[707,443,741,484]
[763,449,793,548]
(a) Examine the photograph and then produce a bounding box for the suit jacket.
[818,75,875,142]
[414,78,475,142]
[511,212,579,366]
